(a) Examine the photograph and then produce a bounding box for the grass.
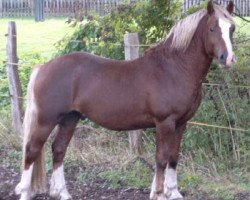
[0,17,74,63]
[1,122,249,200]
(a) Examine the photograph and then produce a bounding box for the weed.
[179,172,202,191]
[98,160,152,189]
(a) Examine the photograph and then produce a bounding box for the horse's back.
[31,52,153,129]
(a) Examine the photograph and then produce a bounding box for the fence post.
[6,21,23,135]
[35,0,45,21]
[0,0,2,17]
[124,33,143,155]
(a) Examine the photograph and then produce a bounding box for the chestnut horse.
[15,1,235,200]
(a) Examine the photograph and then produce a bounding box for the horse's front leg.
[150,119,185,200]
[163,124,186,200]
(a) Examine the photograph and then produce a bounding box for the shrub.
[55,0,182,59]
[0,53,47,109]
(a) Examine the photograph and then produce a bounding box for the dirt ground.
[1,164,250,200]
[0,146,249,200]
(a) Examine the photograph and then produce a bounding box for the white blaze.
[218,18,234,66]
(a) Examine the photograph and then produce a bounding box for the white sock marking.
[50,164,71,200]
[15,164,34,200]
[218,18,234,66]
[164,167,183,200]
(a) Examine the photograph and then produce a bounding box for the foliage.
[55,0,182,59]
[182,67,250,171]
[179,172,202,191]
[98,160,152,189]
[0,18,71,110]
[0,64,9,108]
[0,53,46,109]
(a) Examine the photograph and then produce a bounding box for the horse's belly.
[84,108,155,131]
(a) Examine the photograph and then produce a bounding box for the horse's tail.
[22,66,46,194]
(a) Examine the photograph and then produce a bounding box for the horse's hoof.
[166,188,183,200]
[60,192,72,200]
[150,192,167,200]
[50,188,72,200]
[15,183,22,195]
[15,183,31,200]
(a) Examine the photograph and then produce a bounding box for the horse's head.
[205,0,235,68]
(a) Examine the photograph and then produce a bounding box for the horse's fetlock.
[150,193,167,200]
[15,182,32,200]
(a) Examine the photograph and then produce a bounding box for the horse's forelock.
[214,4,235,24]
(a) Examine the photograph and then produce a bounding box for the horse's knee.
[52,143,66,164]
[156,148,170,171]
[24,142,41,167]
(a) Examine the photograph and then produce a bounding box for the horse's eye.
[230,25,235,32]
[210,27,215,32]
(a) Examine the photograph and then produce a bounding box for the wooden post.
[124,33,143,155]
[6,21,23,135]
[124,33,139,60]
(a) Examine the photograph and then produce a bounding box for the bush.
[0,53,47,109]
[55,0,182,59]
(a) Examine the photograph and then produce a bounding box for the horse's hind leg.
[15,121,55,200]
[50,111,82,200]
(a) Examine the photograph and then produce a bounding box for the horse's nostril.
[219,53,227,63]
[220,54,224,61]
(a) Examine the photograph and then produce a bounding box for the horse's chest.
[151,87,202,123]
[180,90,202,122]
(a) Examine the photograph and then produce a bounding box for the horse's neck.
[168,15,212,84]
[140,15,212,87]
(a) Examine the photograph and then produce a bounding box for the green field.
[0,17,74,63]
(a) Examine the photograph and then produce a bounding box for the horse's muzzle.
[219,52,236,68]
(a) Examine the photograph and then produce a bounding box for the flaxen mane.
[167,9,207,51]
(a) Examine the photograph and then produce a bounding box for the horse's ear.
[207,0,215,15]
[227,1,234,14]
